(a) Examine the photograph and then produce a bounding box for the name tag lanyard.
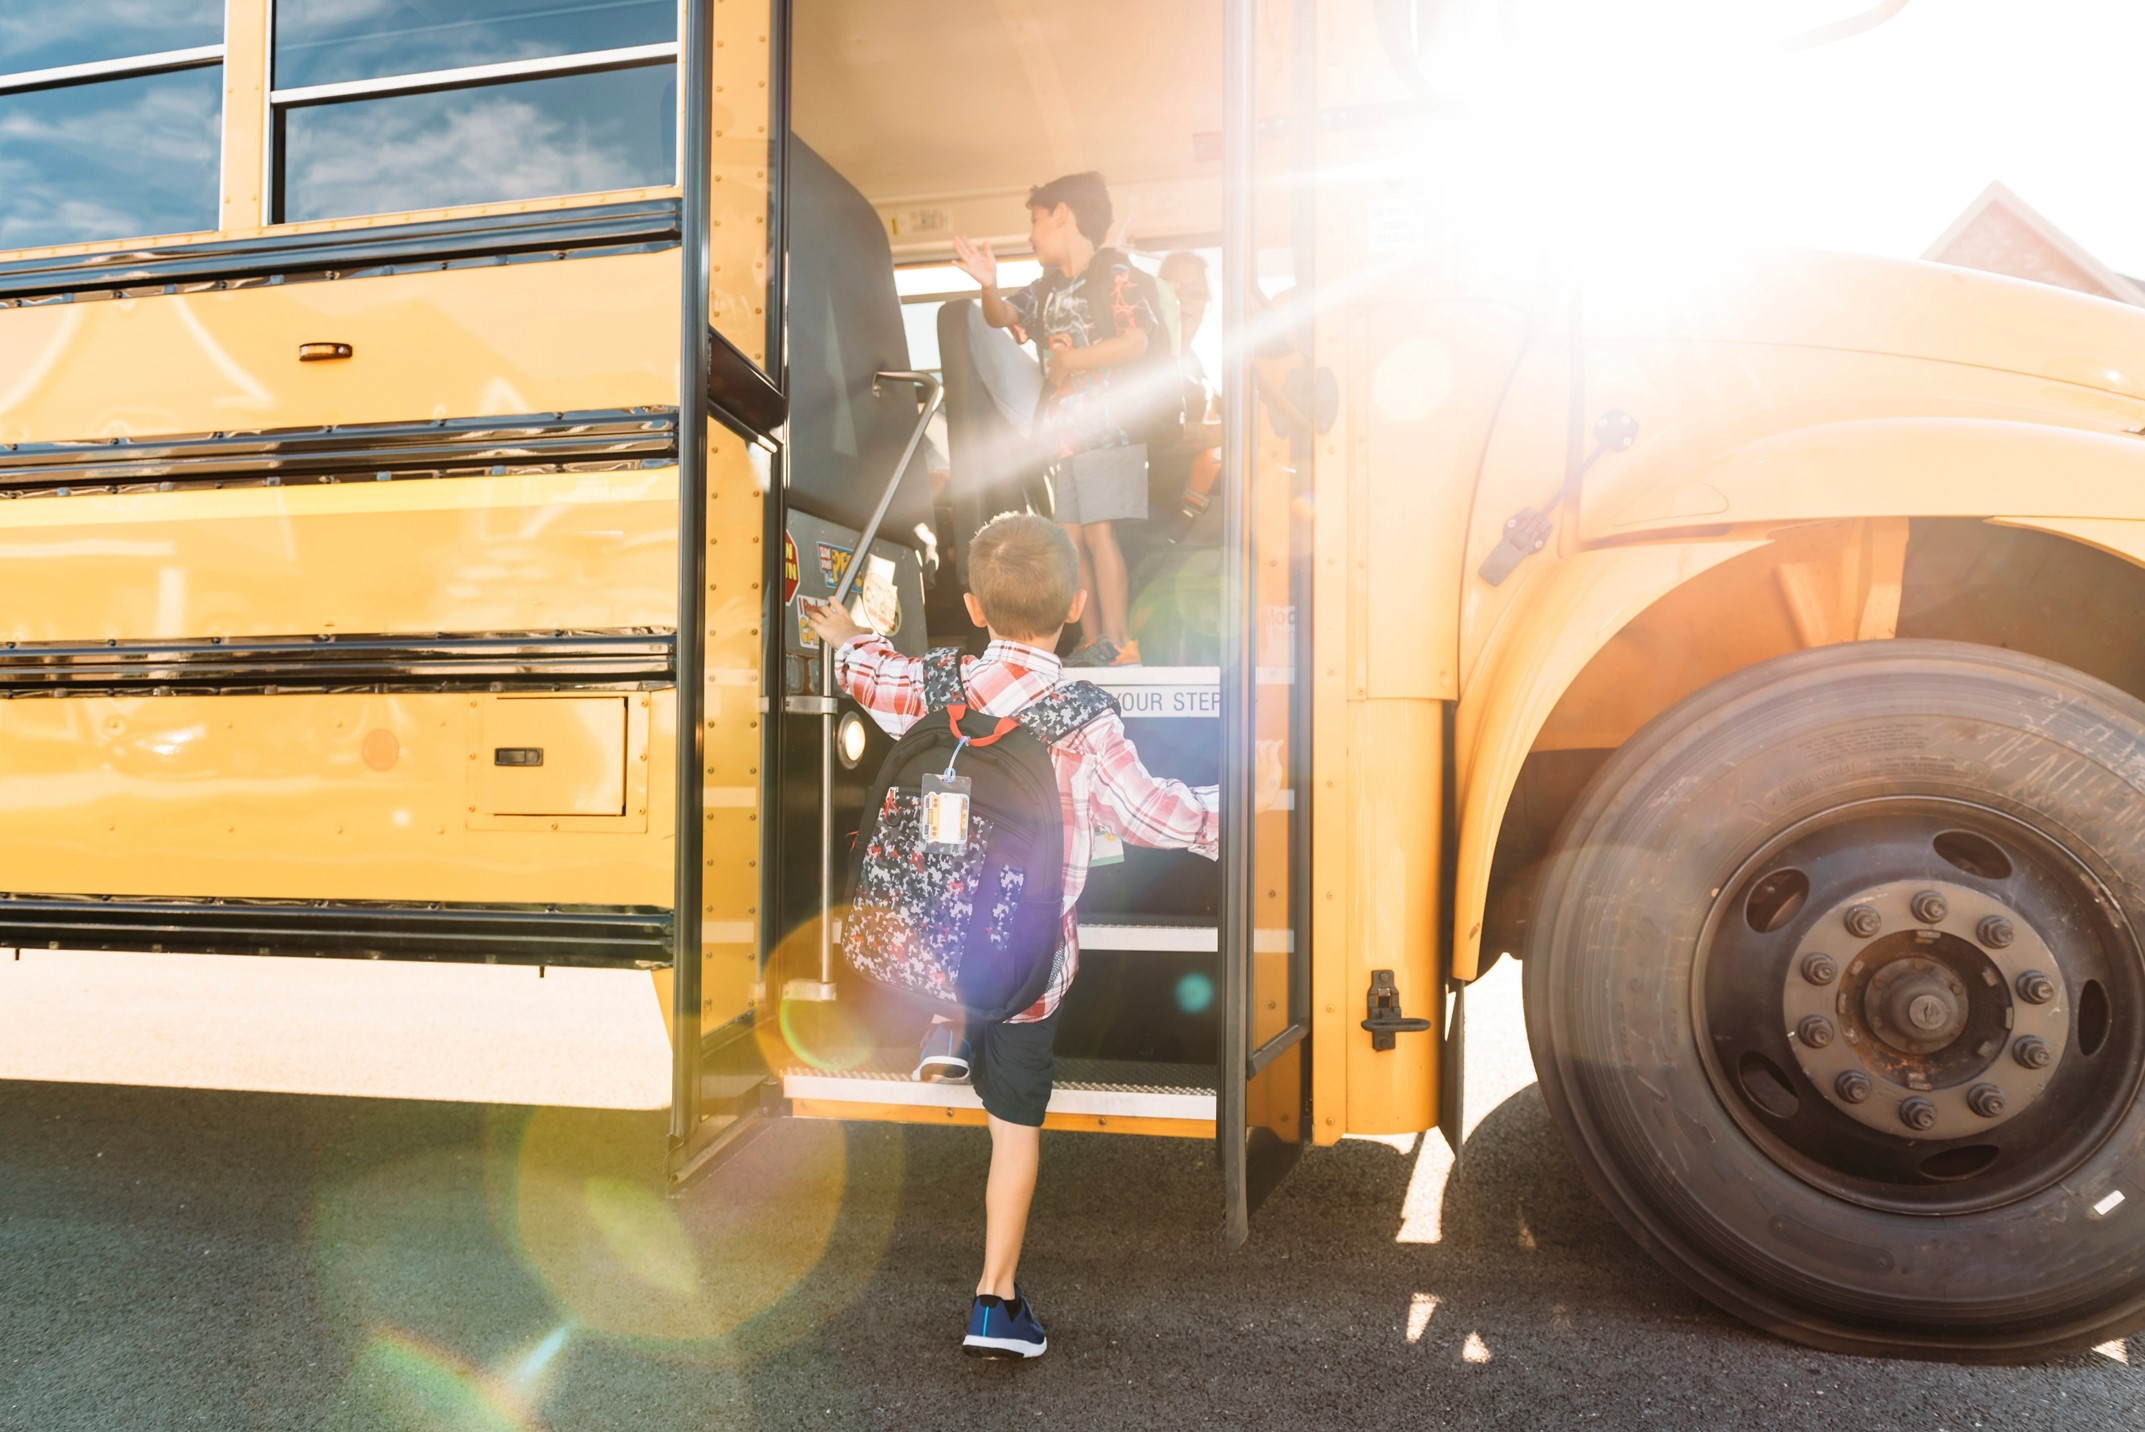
[922,705,1017,851]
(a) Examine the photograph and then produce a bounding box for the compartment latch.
[1361,969,1434,1052]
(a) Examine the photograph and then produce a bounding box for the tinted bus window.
[0,65,221,250]
[273,0,675,89]
[0,1,220,73]
[269,0,679,223]
[279,65,676,223]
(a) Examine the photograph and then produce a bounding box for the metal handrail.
[791,369,944,1000]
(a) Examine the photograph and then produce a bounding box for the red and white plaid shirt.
[834,635,1220,1022]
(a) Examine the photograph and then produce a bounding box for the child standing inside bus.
[952,172,1163,667]
[805,514,1218,1359]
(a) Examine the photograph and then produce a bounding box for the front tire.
[1524,640,2145,1359]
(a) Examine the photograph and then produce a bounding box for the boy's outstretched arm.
[953,234,1023,332]
[1083,714,1220,860]
[805,598,929,737]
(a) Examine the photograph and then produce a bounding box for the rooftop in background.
[1925,180,2145,308]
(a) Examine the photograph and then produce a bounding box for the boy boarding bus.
[7,0,2145,1359]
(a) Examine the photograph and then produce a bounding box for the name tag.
[921,773,972,850]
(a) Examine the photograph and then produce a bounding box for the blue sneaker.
[913,1023,971,1083]
[963,1288,1047,1360]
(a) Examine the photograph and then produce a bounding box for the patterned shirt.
[1004,248,1163,459]
[834,634,1220,1022]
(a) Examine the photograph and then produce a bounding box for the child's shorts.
[1049,444,1147,526]
[972,1012,1060,1128]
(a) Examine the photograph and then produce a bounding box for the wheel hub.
[1865,957,1967,1053]
[1781,879,2069,1139]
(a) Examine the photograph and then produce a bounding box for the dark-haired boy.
[805,512,1217,1358]
[952,172,1162,667]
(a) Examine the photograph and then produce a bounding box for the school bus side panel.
[0,251,677,445]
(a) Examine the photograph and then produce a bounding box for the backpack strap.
[1013,679,1120,747]
[919,647,969,712]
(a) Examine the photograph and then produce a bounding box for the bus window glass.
[272,0,676,89]
[269,0,679,224]
[278,65,676,223]
[0,64,221,250]
[0,0,221,73]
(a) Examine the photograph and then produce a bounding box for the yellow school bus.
[9,0,2145,1360]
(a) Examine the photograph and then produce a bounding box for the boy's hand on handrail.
[804,597,868,647]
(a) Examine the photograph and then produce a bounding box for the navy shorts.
[971,1013,1059,1128]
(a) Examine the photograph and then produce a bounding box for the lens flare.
[1175,970,1216,1014]
[755,909,876,1072]
[336,1328,539,1432]
[504,1108,902,1362]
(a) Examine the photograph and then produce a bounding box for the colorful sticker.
[818,541,855,590]
[782,531,800,604]
[860,553,901,636]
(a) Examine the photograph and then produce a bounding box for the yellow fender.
[1457,417,2145,982]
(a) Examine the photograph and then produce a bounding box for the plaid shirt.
[834,635,1220,1022]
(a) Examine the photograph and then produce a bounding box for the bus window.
[269,0,679,223]
[0,1,224,250]
[893,260,1046,374]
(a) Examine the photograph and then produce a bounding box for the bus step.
[1079,664,1292,720]
[783,1054,1217,1133]
[1078,921,1217,953]
[1076,921,1294,955]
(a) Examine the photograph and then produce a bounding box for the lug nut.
[1797,1015,1836,1048]
[1801,952,1839,986]
[1977,915,2016,949]
[1835,1070,1873,1104]
[1967,1083,2007,1119]
[1845,904,1883,938]
[1911,890,1949,924]
[2014,1035,2053,1070]
[1899,1097,1938,1132]
[2017,970,2057,1005]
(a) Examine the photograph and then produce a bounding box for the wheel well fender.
[1454,537,1764,980]
[1581,416,2145,541]
[1457,512,2145,983]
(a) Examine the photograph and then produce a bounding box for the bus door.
[1217,0,1317,1243]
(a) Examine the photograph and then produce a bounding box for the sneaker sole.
[963,1336,1047,1360]
[913,1057,971,1084]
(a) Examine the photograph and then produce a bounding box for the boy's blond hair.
[968,513,1078,642]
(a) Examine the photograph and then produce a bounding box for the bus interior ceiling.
[768,0,1234,1126]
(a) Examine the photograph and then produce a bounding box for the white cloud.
[282,67,673,221]
[0,69,219,248]
[0,0,220,73]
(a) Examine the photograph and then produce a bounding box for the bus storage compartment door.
[467,694,644,828]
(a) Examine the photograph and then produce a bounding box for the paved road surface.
[2,957,2141,1430]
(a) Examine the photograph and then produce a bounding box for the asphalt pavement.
[3,960,2142,1431]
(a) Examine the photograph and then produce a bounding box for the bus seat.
[937,297,1049,589]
